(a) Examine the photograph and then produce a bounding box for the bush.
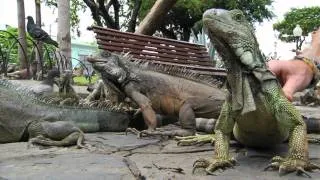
[73,74,99,86]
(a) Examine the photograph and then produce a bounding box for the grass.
[73,75,99,86]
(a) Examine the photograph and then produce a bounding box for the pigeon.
[26,16,59,47]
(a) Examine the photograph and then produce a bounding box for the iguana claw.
[125,128,143,138]
[282,166,311,178]
[192,157,236,175]
[265,156,320,178]
[126,127,195,138]
[175,134,215,146]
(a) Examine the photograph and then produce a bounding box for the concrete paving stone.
[0,153,133,180]
[0,133,320,180]
[85,132,160,151]
[129,144,320,180]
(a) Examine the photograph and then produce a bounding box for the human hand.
[267,27,320,101]
[267,60,314,101]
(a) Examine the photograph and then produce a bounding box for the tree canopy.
[43,0,86,36]
[138,0,274,41]
[42,0,275,40]
[273,7,320,42]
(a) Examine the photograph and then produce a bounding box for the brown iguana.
[87,52,226,136]
[177,9,320,177]
[87,52,320,138]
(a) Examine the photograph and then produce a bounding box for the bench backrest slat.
[96,36,210,59]
[90,26,226,77]
[97,44,214,66]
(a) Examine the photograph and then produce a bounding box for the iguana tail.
[303,116,320,133]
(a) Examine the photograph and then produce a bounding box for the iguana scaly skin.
[0,79,131,147]
[182,9,320,176]
[87,52,226,136]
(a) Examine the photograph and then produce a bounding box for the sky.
[0,0,319,59]
[255,0,320,59]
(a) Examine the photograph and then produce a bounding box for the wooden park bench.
[88,25,226,77]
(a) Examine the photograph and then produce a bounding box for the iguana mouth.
[87,57,124,93]
[207,31,236,62]
[203,17,234,31]
[203,23,239,61]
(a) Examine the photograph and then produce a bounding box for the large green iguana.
[177,9,320,177]
[0,79,131,147]
[87,52,226,136]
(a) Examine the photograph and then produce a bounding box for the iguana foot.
[193,157,237,175]
[126,128,143,137]
[175,134,215,146]
[29,132,84,148]
[125,128,194,138]
[142,128,195,137]
[264,156,320,178]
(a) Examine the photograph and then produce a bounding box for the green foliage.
[43,0,86,36]
[214,0,275,23]
[0,26,33,65]
[0,26,57,67]
[73,74,99,86]
[138,0,274,40]
[273,7,320,42]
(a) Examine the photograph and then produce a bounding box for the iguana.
[28,68,60,96]
[177,9,320,177]
[87,52,320,137]
[87,52,226,136]
[0,79,131,147]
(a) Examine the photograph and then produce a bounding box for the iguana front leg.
[265,96,320,177]
[265,123,320,176]
[137,100,198,137]
[29,131,84,148]
[193,100,237,174]
[136,97,221,137]
[28,121,85,148]
[125,85,157,130]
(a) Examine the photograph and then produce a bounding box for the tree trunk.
[135,0,177,35]
[127,0,142,32]
[16,0,28,72]
[35,0,43,79]
[57,0,71,70]
[182,28,190,42]
[83,0,103,26]
[112,0,120,30]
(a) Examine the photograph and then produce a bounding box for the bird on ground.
[26,16,59,48]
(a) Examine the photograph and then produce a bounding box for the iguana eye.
[233,13,243,22]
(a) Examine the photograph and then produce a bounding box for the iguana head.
[203,9,262,67]
[87,52,135,91]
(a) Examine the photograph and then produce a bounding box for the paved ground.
[1,130,320,180]
[1,80,320,180]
